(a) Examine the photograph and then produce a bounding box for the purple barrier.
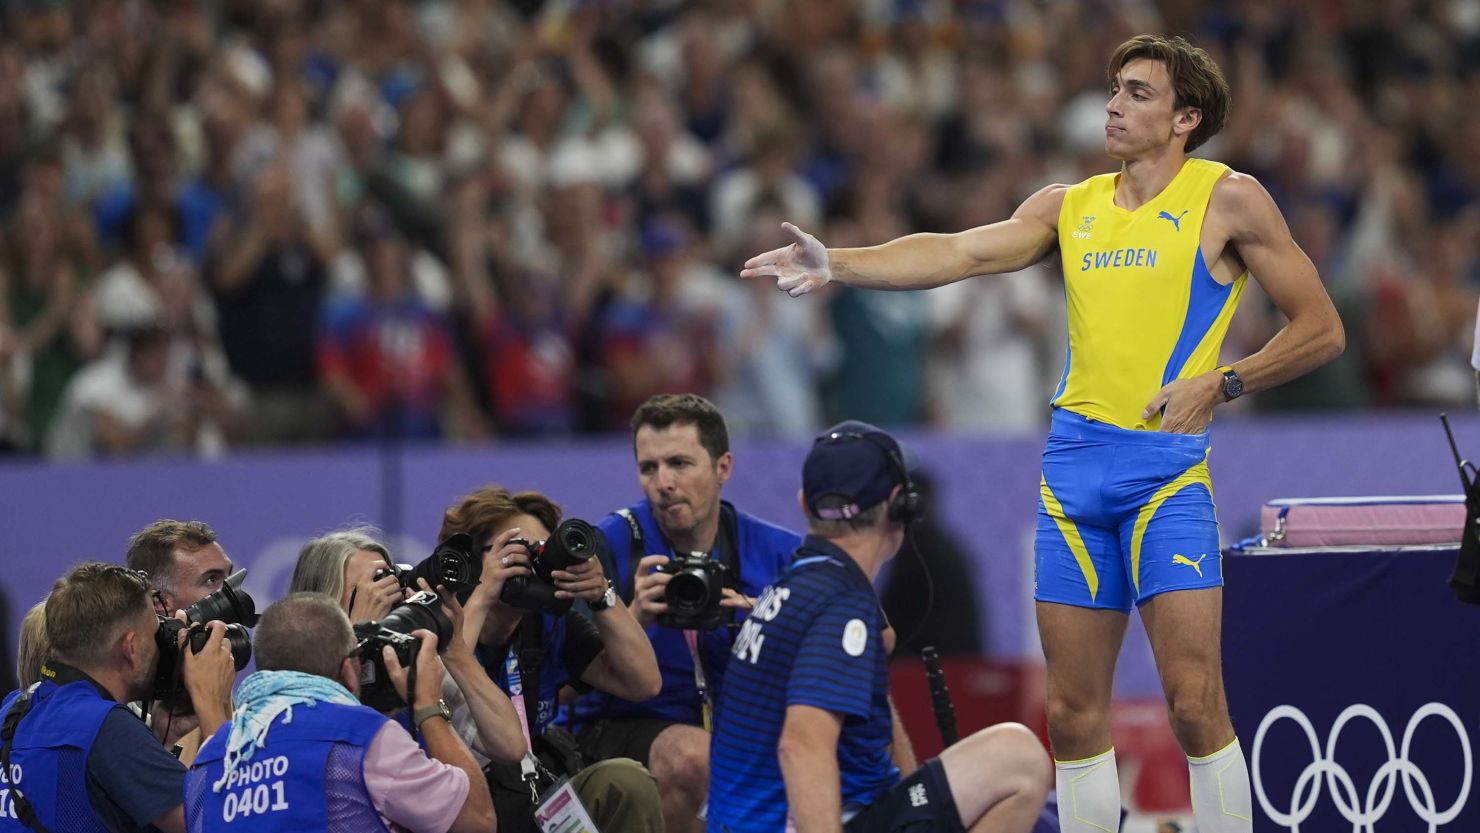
[2,410,1473,697]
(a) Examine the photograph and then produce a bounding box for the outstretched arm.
[1144,173,1345,432]
[742,184,1067,296]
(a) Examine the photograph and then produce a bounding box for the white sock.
[1188,738,1253,833]
[1054,747,1121,833]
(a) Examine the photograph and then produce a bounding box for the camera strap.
[504,616,548,803]
[1,684,54,833]
[616,502,744,601]
[619,502,744,733]
[682,630,712,732]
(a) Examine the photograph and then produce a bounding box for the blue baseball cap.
[803,420,910,520]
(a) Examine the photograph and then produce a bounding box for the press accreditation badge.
[843,618,868,656]
[534,777,601,833]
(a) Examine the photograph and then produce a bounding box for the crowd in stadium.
[1,0,1477,458]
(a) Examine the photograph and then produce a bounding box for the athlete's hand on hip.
[1143,372,1223,434]
[740,222,831,296]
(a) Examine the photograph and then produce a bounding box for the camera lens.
[408,533,480,593]
[183,569,258,627]
[543,518,597,571]
[187,623,253,670]
[378,591,454,650]
[668,571,711,610]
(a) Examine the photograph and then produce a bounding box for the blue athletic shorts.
[1034,408,1222,612]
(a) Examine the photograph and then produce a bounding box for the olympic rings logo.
[1251,703,1473,832]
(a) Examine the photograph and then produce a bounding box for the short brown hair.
[439,485,563,545]
[254,594,356,680]
[125,520,218,596]
[630,393,729,463]
[45,562,154,666]
[1108,34,1230,153]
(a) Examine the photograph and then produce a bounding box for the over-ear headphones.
[824,430,925,525]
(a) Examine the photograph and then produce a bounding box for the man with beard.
[0,563,235,833]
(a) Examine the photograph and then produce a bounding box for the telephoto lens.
[352,591,454,711]
[540,518,599,571]
[500,518,600,615]
[152,569,260,711]
[184,569,259,627]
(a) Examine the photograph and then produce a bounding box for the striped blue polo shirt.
[707,536,899,833]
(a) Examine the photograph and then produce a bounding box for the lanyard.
[503,650,543,803]
[682,629,713,732]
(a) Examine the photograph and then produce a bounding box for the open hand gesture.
[741,223,832,297]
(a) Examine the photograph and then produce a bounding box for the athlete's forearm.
[1224,304,1344,396]
[829,233,980,290]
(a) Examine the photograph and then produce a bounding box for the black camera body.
[152,569,258,710]
[500,518,599,615]
[657,554,730,631]
[352,590,454,711]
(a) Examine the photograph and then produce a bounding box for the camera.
[657,554,730,631]
[152,569,258,710]
[372,562,415,586]
[404,533,480,596]
[352,590,454,711]
[500,518,599,615]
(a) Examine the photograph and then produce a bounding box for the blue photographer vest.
[186,702,391,833]
[0,681,119,833]
[574,500,799,727]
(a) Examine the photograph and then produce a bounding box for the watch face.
[1224,375,1243,399]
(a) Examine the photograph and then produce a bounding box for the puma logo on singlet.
[1157,209,1190,232]
[1172,553,1208,577]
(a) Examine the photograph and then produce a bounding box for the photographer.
[124,519,237,752]
[126,520,236,618]
[576,393,799,833]
[289,529,528,766]
[707,422,1052,833]
[184,593,496,832]
[440,485,664,833]
[0,563,235,833]
[16,601,47,689]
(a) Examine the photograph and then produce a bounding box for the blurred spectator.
[591,217,723,430]
[1,0,1478,453]
[317,204,486,441]
[60,61,133,209]
[712,201,835,438]
[0,157,99,452]
[710,122,821,263]
[209,156,330,444]
[824,198,929,427]
[478,264,580,437]
[46,326,181,458]
[94,118,220,265]
[234,76,343,261]
[627,75,713,232]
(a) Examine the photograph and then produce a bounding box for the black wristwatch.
[590,580,619,612]
[1217,365,1244,401]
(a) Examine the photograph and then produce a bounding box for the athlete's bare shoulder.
[1207,170,1283,236]
[1012,183,1073,231]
